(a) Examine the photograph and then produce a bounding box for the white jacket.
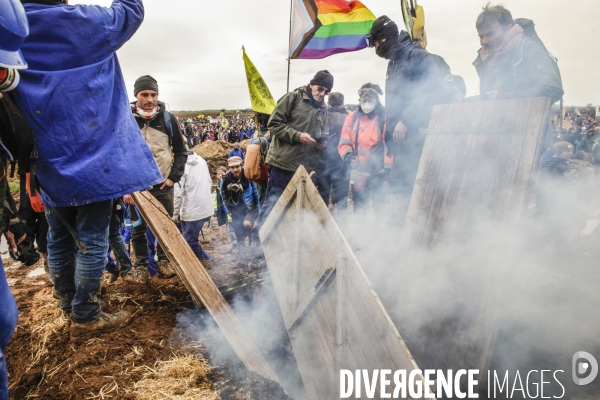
[173,152,213,222]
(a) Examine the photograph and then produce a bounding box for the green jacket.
[266,86,328,173]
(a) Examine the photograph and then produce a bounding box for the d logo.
[572,351,598,386]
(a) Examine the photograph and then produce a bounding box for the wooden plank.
[398,97,551,383]
[131,191,278,383]
[260,166,433,400]
[287,258,337,332]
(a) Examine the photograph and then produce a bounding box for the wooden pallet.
[132,191,278,383]
[259,166,431,400]
[398,98,551,382]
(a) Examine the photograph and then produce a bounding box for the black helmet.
[366,15,399,48]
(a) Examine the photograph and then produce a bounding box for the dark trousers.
[46,199,112,322]
[254,166,295,235]
[106,201,133,276]
[315,158,349,210]
[181,220,212,261]
[387,134,425,221]
[24,195,48,253]
[131,184,173,268]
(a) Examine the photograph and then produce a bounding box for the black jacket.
[325,106,349,160]
[384,32,453,145]
[132,101,187,183]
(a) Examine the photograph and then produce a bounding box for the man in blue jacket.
[218,156,259,248]
[14,0,163,337]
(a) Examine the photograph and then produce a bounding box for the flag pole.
[287,0,293,93]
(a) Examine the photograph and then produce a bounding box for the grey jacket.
[266,86,328,173]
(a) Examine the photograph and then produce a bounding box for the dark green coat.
[266,86,327,173]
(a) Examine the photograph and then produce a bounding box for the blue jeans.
[0,258,18,400]
[45,200,112,323]
[180,220,212,261]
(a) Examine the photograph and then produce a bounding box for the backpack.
[162,111,174,142]
[514,18,562,82]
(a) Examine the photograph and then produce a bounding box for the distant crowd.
[177,114,256,147]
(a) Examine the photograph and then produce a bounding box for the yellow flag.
[243,46,276,115]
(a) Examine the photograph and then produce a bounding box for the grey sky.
[73,0,600,110]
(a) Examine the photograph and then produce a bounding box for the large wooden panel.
[260,166,433,400]
[398,98,551,382]
[132,191,278,383]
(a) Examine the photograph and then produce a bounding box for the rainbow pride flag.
[289,0,376,59]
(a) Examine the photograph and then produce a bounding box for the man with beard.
[473,3,563,103]
[367,16,453,214]
[218,156,259,248]
[125,75,187,280]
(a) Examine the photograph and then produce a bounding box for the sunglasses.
[315,86,330,95]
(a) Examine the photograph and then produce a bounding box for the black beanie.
[370,15,399,41]
[309,70,334,91]
[134,75,159,96]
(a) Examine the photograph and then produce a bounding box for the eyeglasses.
[316,86,330,95]
[365,35,374,48]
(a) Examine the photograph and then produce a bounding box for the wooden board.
[398,98,551,382]
[132,191,278,383]
[259,166,433,400]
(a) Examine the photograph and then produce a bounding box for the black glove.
[9,238,40,266]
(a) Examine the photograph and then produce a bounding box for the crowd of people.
[0,0,594,398]
[178,114,256,147]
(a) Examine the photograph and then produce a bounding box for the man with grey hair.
[473,3,563,103]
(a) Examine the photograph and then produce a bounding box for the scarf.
[375,36,399,59]
[135,103,160,120]
[480,24,524,93]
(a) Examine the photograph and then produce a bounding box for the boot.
[157,260,176,278]
[70,310,132,338]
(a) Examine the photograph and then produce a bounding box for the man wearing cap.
[13,0,163,338]
[124,75,187,280]
[367,16,453,212]
[229,142,245,160]
[254,71,332,234]
[218,156,259,248]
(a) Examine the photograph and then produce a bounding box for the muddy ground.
[4,210,302,399]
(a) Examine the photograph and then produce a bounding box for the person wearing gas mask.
[367,16,453,217]
[218,156,260,248]
[338,83,393,225]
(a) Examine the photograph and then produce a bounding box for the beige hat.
[553,141,573,156]
[228,156,243,167]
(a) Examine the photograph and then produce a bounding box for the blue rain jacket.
[14,0,162,207]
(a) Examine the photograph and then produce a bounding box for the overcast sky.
[72,0,600,110]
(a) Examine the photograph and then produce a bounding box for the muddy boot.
[133,266,150,282]
[157,260,176,278]
[69,310,132,338]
